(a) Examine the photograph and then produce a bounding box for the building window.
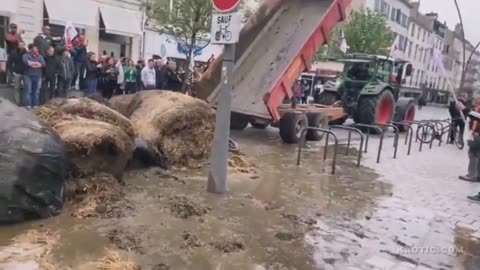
[419,47,423,62]
[408,41,413,57]
[402,14,408,28]
[396,10,402,24]
[411,24,415,37]
[410,69,415,85]
[399,35,406,51]
[375,0,383,12]
[423,31,426,42]
[414,44,418,60]
[391,8,396,21]
[384,3,390,17]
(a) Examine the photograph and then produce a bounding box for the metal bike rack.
[297,127,338,175]
[391,121,414,155]
[352,124,384,163]
[411,120,428,143]
[376,123,400,159]
[330,125,364,167]
[416,121,436,152]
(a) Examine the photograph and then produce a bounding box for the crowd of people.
[5,23,189,108]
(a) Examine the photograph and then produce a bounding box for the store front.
[43,0,97,48]
[143,30,222,63]
[98,5,142,59]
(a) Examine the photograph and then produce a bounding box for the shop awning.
[44,0,97,28]
[0,0,17,16]
[99,5,142,37]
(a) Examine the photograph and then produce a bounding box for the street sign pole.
[207,43,235,193]
[207,4,240,194]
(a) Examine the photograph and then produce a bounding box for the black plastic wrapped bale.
[0,98,66,224]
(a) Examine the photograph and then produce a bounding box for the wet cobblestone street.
[237,105,480,270]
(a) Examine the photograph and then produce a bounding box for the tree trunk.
[182,33,197,95]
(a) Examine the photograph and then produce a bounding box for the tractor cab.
[315,53,416,128]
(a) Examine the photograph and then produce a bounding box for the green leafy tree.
[315,9,394,61]
[148,0,213,89]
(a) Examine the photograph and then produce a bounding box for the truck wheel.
[314,91,338,105]
[279,112,308,144]
[250,121,269,129]
[393,97,416,132]
[354,90,395,134]
[329,115,348,125]
[306,112,328,141]
[230,113,249,130]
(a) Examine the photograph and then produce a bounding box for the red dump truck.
[194,0,353,143]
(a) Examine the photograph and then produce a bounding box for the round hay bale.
[55,98,135,139]
[53,118,134,177]
[33,106,76,127]
[85,93,112,107]
[129,91,215,168]
[109,94,137,117]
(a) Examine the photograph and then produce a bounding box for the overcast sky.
[419,0,479,44]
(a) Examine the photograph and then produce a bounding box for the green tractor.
[315,53,416,132]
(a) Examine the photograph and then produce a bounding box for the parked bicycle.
[416,119,464,149]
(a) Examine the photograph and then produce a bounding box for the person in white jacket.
[141,59,156,90]
[116,57,125,94]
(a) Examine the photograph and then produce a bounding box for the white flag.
[339,30,348,53]
[64,21,78,43]
[389,35,401,57]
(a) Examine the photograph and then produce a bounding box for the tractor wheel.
[279,112,308,144]
[230,113,249,130]
[354,90,395,134]
[250,121,269,129]
[314,91,338,105]
[306,112,329,141]
[393,97,416,132]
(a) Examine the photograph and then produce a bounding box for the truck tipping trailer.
[194,0,352,143]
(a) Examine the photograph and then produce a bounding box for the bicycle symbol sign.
[211,12,241,44]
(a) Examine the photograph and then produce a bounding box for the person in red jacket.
[5,23,24,85]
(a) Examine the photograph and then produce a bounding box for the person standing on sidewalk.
[57,50,75,98]
[124,59,138,94]
[101,57,118,99]
[43,46,60,102]
[9,41,27,105]
[71,34,88,90]
[5,23,24,86]
[84,52,100,95]
[141,59,156,90]
[34,25,59,57]
[22,44,45,108]
[465,109,480,202]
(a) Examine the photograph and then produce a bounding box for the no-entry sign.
[212,0,241,12]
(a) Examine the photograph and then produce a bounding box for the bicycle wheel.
[416,123,436,144]
[454,126,465,150]
[224,31,232,41]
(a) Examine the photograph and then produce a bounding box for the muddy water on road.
[0,128,389,270]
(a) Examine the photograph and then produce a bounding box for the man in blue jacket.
[22,44,45,108]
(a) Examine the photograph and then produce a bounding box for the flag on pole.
[389,35,400,57]
[339,30,348,53]
[64,21,78,44]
